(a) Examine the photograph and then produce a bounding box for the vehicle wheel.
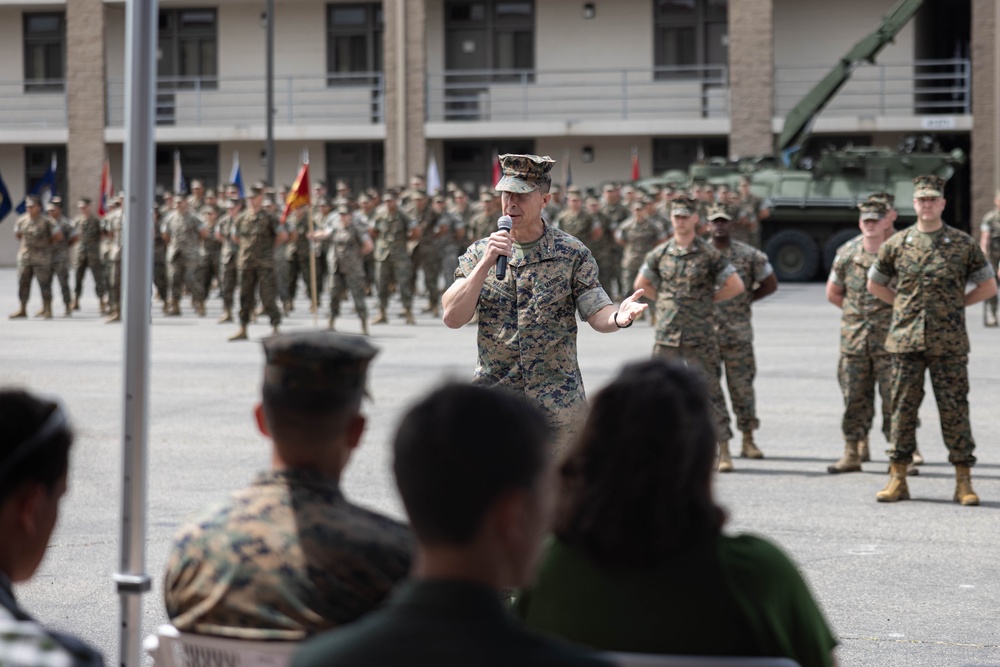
[823,229,861,273]
[764,230,821,282]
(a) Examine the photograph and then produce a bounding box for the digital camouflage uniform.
[217,211,240,315]
[639,236,736,441]
[73,212,108,305]
[235,208,283,327]
[327,217,370,321]
[735,194,765,248]
[602,200,630,297]
[286,207,316,304]
[830,236,893,443]
[372,208,414,313]
[163,469,413,640]
[617,214,666,297]
[49,214,76,310]
[455,225,611,445]
[165,209,206,308]
[869,224,993,465]
[979,207,1000,322]
[200,215,223,300]
[14,213,56,308]
[715,241,773,434]
[103,209,124,313]
[152,215,168,304]
[408,204,445,308]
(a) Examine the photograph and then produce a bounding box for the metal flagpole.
[114,0,157,665]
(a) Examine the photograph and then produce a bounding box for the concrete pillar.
[728,0,774,158]
[971,0,997,224]
[383,0,426,188]
[66,0,106,205]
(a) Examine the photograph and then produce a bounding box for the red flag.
[281,160,310,225]
[492,151,502,188]
[98,159,113,217]
[631,148,641,182]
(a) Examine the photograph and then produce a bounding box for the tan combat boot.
[740,431,764,459]
[858,436,871,462]
[372,307,388,325]
[33,305,47,317]
[217,308,232,324]
[403,308,416,325]
[100,297,109,314]
[64,302,72,317]
[41,301,53,320]
[272,324,280,335]
[827,440,862,474]
[106,309,121,323]
[327,315,336,331]
[9,303,27,319]
[228,326,248,341]
[360,317,369,336]
[912,447,924,465]
[195,300,206,317]
[717,441,734,473]
[954,464,980,506]
[876,462,910,502]
[71,296,80,311]
[167,300,181,316]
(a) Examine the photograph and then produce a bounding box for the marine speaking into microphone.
[441,153,647,452]
[495,215,512,280]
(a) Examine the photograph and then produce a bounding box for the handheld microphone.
[496,215,513,280]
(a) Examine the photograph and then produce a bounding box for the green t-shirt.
[517,534,837,667]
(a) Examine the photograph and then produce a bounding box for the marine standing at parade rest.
[9,196,61,320]
[826,200,898,473]
[616,198,669,322]
[371,192,417,325]
[978,188,1000,327]
[216,197,243,324]
[102,197,124,322]
[229,184,288,341]
[72,196,108,314]
[442,154,647,452]
[45,197,77,318]
[867,175,997,505]
[634,196,745,471]
[311,204,373,334]
[163,197,208,317]
[708,203,778,461]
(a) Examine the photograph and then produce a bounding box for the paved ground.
[2,267,1000,666]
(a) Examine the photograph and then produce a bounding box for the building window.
[654,0,727,80]
[23,13,65,93]
[652,137,727,173]
[327,3,383,86]
[445,1,534,80]
[443,139,533,195]
[155,145,219,194]
[326,142,384,194]
[158,9,218,88]
[24,146,67,200]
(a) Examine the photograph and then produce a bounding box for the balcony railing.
[775,58,971,117]
[427,65,729,123]
[106,73,385,128]
[0,80,66,128]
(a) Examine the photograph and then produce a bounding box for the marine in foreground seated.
[0,388,105,667]
[294,383,611,667]
[163,331,413,640]
[516,359,838,667]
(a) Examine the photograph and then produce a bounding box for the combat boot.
[41,301,53,320]
[827,440,862,474]
[9,303,27,319]
[195,300,206,317]
[327,315,336,331]
[33,305,47,317]
[717,441,734,473]
[858,436,871,462]
[372,308,388,325]
[272,323,280,335]
[71,296,80,311]
[217,308,232,324]
[167,300,181,316]
[99,297,109,314]
[228,326,248,341]
[954,464,980,506]
[912,447,924,466]
[64,302,72,317]
[740,431,764,459]
[105,309,121,323]
[876,462,910,502]
[403,308,416,325]
[360,317,369,336]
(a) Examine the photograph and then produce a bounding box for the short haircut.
[554,360,725,567]
[0,389,73,505]
[393,383,550,546]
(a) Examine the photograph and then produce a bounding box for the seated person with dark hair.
[517,359,838,667]
[294,383,611,667]
[0,389,105,667]
[163,332,413,640]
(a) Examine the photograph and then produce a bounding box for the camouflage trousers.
[653,342,733,441]
[838,352,892,442]
[169,254,205,304]
[376,251,413,310]
[52,255,72,306]
[889,352,976,465]
[17,261,53,304]
[720,339,760,433]
[621,265,654,311]
[412,244,443,305]
[287,254,318,303]
[74,245,107,300]
[329,267,368,320]
[273,250,290,305]
[238,265,281,327]
[153,250,168,303]
[201,250,221,298]
[220,257,237,310]
[107,259,122,309]
[592,248,616,300]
